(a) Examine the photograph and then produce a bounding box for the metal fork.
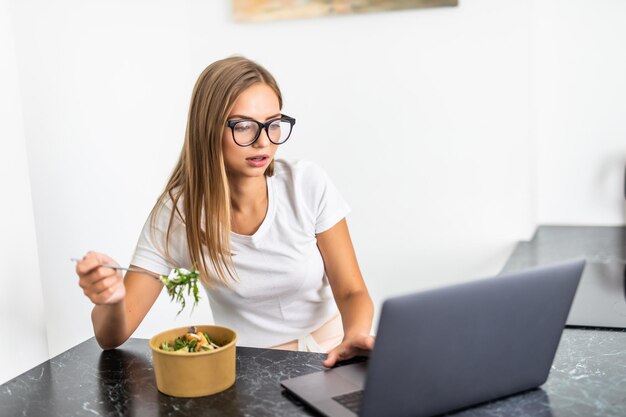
[70,258,163,282]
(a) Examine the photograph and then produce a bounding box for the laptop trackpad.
[282,363,367,402]
[333,362,368,386]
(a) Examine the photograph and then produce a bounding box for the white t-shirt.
[131,159,351,347]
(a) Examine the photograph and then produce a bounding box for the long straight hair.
[150,56,283,285]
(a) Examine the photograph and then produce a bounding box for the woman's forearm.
[91,301,131,350]
[336,290,374,338]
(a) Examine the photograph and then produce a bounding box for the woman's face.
[222,83,281,179]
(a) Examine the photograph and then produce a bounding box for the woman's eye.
[235,123,253,132]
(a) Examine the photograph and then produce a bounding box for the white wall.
[4,0,625,375]
[184,0,535,310]
[0,0,48,384]
[533,0,626,224]
[10,0,534,357]
[10,0,205,357]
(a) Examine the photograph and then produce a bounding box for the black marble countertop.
[1,329,626,417]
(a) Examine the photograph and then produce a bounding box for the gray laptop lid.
[360,259,584,417]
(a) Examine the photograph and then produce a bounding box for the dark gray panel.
[502,226,626,328]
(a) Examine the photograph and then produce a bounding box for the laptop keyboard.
[332,390,363,414]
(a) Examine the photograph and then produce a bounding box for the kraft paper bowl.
[149,325,237,397]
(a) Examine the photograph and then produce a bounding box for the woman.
[76,56,374,367]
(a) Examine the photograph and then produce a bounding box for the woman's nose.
[253,128,271,147]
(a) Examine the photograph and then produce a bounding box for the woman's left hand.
[323,333,375,368]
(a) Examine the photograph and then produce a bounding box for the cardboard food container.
[149,325,237,397]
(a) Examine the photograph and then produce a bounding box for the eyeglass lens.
[232,119,292,146]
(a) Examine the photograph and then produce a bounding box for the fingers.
[323,335,376,368]
[323,344,351,368]
[323,349,340,368]
[75,251,118,276]
[76,251,124,305]
[75,252,99,276]
[76,252,119,282]
[87,274,120,295]
[88,284,115,304]
[77,263,117,288]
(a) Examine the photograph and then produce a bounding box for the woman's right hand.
[76,251,126,305]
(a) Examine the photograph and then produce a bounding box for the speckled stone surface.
[0,339,323,417]
[1,329,625,417]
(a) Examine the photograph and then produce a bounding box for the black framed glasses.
[226,114,296,147]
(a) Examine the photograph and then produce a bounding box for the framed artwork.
[233,0,458,22]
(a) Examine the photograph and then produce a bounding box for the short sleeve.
[130,197,191,276]
[296,161,351,234]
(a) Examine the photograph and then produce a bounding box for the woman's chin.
[226,165,271,179]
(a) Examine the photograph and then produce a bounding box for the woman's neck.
[228,175,267,213]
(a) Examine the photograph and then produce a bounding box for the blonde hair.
[151,56,283,285]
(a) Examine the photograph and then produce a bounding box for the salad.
[160,268,200,316]
[160,326,222,353]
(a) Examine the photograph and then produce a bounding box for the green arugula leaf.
[173,337,186,351]
[159,268,201,316]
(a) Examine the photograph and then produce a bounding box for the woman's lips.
[245,155,270,167]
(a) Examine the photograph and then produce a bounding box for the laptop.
[280,259,585,417]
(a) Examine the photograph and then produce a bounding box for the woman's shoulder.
[150,188,186,225]
[272,159,350,229]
